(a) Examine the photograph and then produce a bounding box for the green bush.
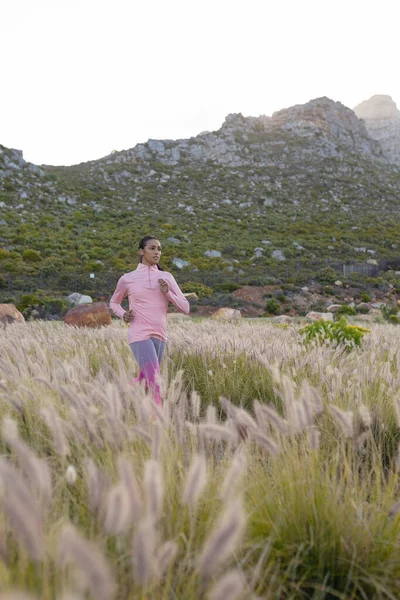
[265,298,280,314]
[337,305,357,316]
[316,266,337,284]
[212,282,242,293]
[300,317,369,350]
[17,294,43,312]
[389,314,400,325]
[361,292,371,302]
[42,297,68,316]
[180,282,214,299]
[324,286,334,295]
[22,249,42,262]
[358,305,370,314]
[381,305,398,321]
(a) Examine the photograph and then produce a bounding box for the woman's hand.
[123,309,134,322]
[158,279,169,293]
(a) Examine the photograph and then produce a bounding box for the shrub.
[213,282,242,293]
[22,249,42,262]
[300,317,370,350]
[324,286,334,295]
[381,305,398,321]
[389,314,400,325]
[361,292,371,302]
[316,266,337,284]
[17,294,43,312]
[180,282,214,299]
[358,305,370,314]
[337,305,357,316]
[265,298,280,314]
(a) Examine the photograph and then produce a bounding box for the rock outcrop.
[63,302,111,328]
[0,303,25,324]
[354,95,400,165]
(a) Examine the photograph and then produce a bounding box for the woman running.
[109,235,190,405]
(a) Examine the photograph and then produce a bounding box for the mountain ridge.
[1,94,400,299]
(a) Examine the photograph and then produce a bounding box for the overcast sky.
[1,0,398,166]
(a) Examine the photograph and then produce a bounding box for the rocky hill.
[354,95,400,165]
[1,96,400,300]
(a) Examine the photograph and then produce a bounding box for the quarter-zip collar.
[136,262,158,287]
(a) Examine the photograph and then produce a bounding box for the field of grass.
[1,319,400,599]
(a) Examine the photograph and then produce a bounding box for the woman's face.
[141,239,162,266]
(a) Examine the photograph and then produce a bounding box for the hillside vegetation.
[1,97,400,301]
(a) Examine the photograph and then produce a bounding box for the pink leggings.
[129,338,166,405]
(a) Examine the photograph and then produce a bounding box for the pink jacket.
[109,263,190,343]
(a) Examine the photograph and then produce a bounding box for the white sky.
[1,0,398,166]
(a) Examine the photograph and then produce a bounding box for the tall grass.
[1,319,400,598]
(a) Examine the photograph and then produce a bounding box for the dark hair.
[138,235,164,270]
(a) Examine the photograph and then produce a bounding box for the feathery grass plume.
[151,422,164,460]
[103,483,132,535]
[309,385,324,415]
[358,404,372,429]
[208,569,245,600]
[288,400,308,432]
[206,404,217,425]
[0,492,43,562]
[117,456,143,521]
[65,465,77,485]
[329,405,354,438]
[354,431,370,452]
[198,497,246,580]
[104,382,123,420]
[282,375,295,407]
[250,431,279,455]
[132,518,157,586]
[219,396,236,419]
[0,419,52,505]
[220,451,247,502]
[0,459,44,562]
[182,454,208,508]
[155,540,179,577]
[84,459,108,516]
[40,405,70,456]
[308,426,321,450]
[58,524,115,600]
[131,425,152,446]
[144,459,164,521]
[190,390,201,420]
[233,409,258,434]
[254,403,287,434]
[198,424,238,444]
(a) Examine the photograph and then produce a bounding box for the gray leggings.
[129,338,166,404]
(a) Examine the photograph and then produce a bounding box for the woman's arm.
[164,275,190,314]
[109,276,128,318]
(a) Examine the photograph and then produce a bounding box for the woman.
[109,235,190,405]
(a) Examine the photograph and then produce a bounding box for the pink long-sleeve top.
[109,263,190,344]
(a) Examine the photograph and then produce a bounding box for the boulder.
[0,303,25,324]
[356,302,371,312]
[272,315,293,324]
[63,302,111,328]
[334,280,343,286]
[211,308,241,320]
[183,292,199,301]
[327,304,342,313]
[67,293,93,306]
[306,311,333,322]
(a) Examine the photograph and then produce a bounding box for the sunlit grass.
[1,319,400,598]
